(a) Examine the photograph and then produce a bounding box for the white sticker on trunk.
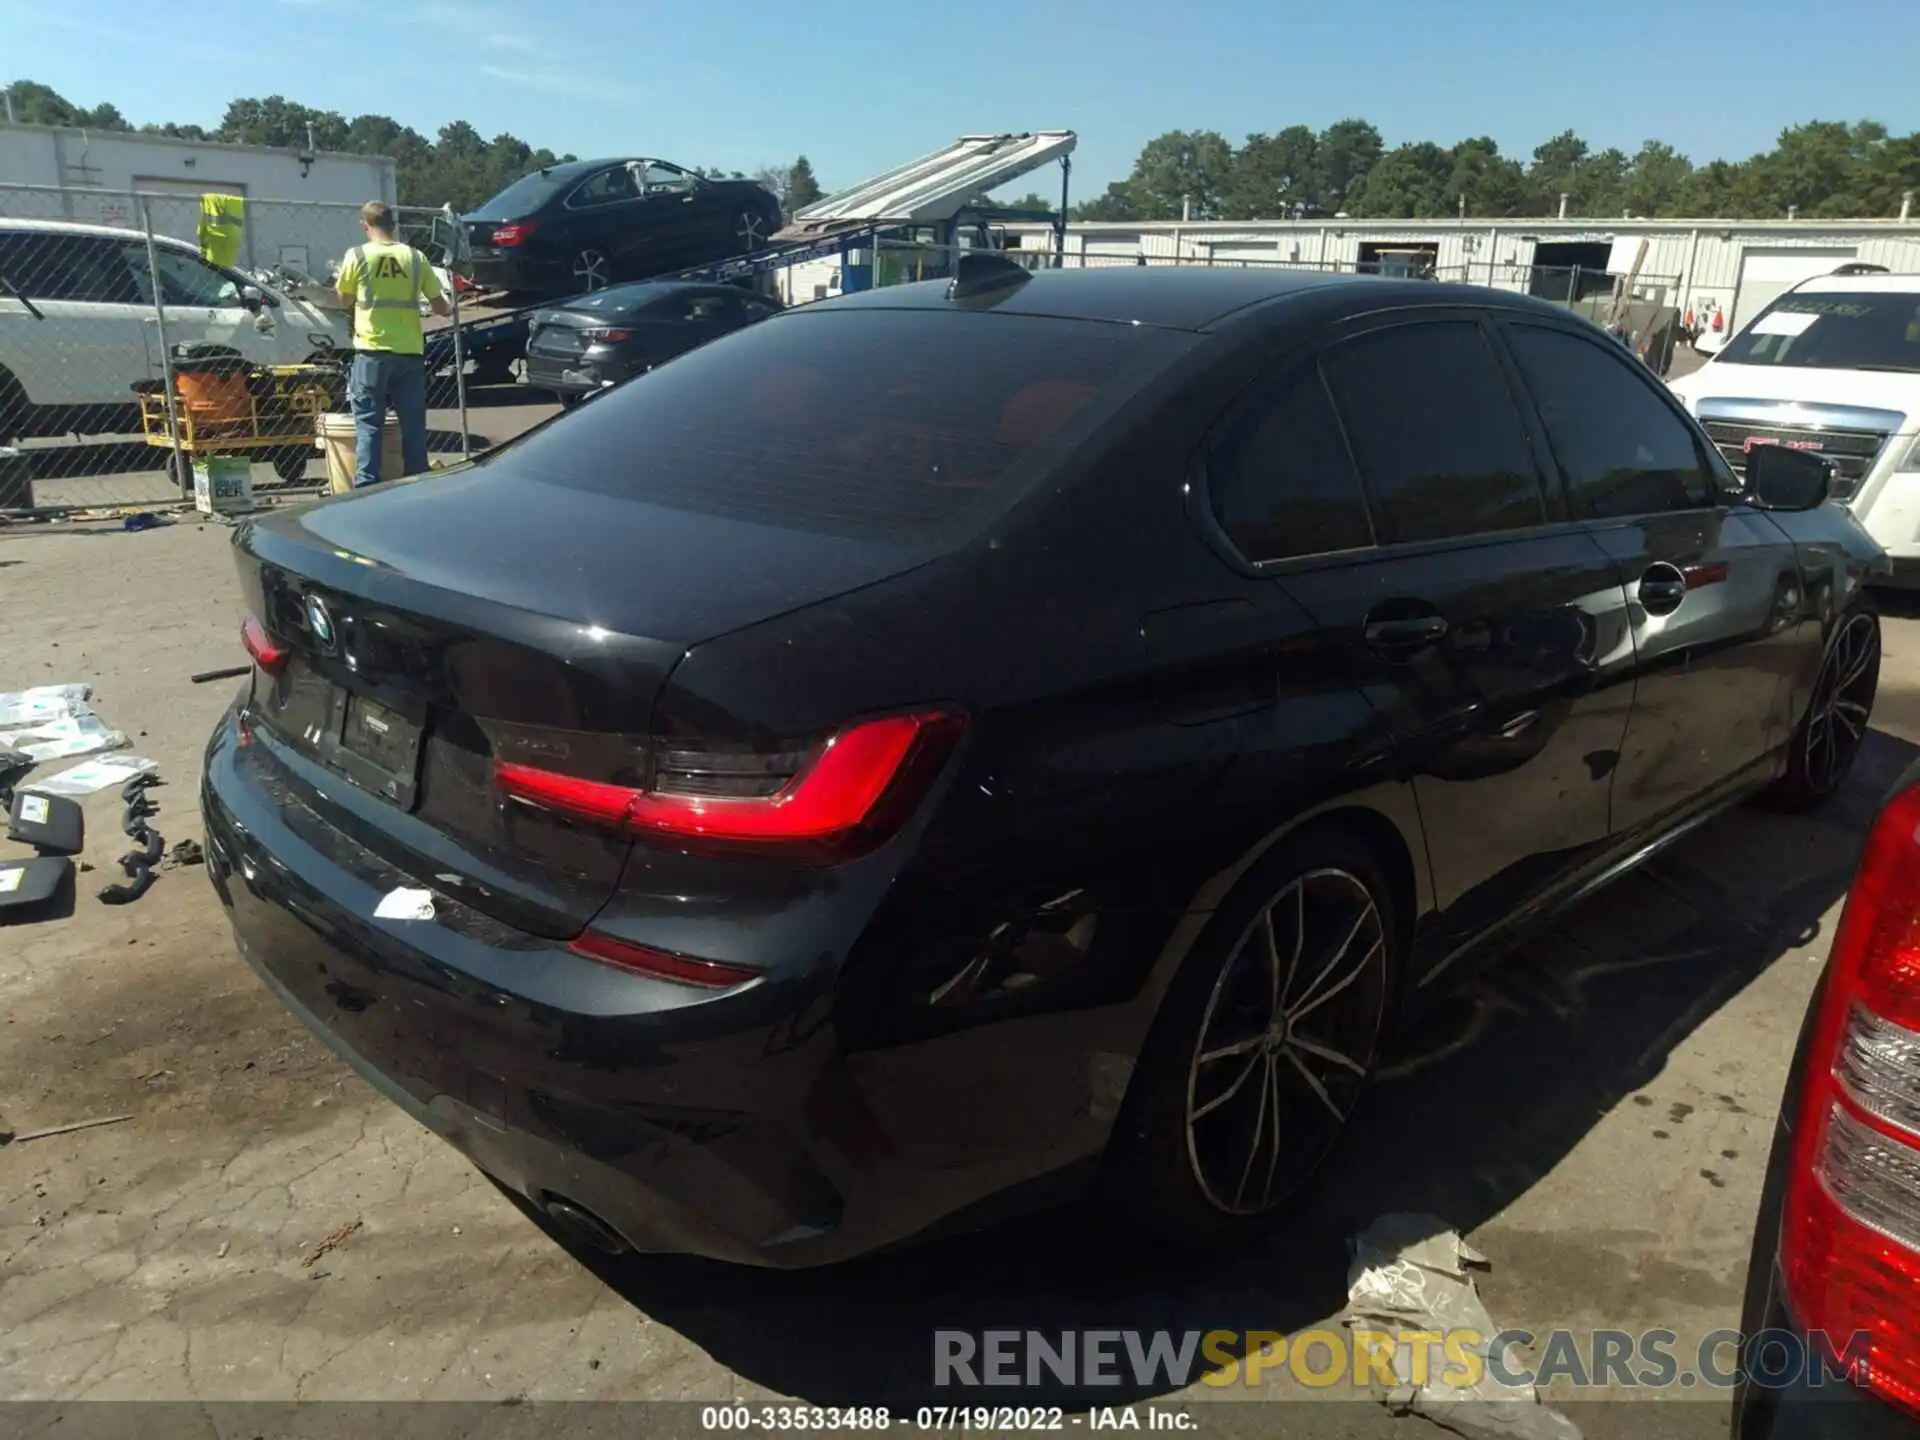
[18,795,49,826]
[1751,310,1820,337]
[0,867,22,893]
[374,887,436,921]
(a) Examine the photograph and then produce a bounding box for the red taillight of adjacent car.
[581,328,632,343]
[491,221,539,247]
[492,710,964,849]
[241,614,287,674]
[1781,781,1920,1414]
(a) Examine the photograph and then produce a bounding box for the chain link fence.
[0,183,521,514]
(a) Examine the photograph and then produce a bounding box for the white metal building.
[1002,216,1920,335]
[0,123,397,273]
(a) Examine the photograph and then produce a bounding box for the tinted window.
[1321,322,1544,544]
[1208,368,1372,562]
[1720,290,1920,373]
[570,167,639,207]
[143,247,240,308]
[1507,325,1714,518]
[478,166,587,215]
[0,233,139,302]
[496,309,1182,542]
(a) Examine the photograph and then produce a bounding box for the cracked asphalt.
[2,517,1915,1437]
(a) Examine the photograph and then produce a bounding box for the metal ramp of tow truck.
[668,130,1077,287]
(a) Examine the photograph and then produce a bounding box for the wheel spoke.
[1289,903,1376,1016]
[1199,1034,1265,1064]
[1832,698,1868,740]
[1192,1051,1262,1120]
[1230,1057,1273,1210]
[1259,1058,1286,1206]
[1282,1046,1344,1120]
[1289,1033,1368,1076]
[1291,937,1383,1023]
[1272,882,1305,1013]
[1261,906,1284,1016]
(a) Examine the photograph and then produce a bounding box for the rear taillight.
[1782,781,1920,1413]
[492,222,538,247]
[581,327,632,343]
[241,614,287,673]
[567,931,759,989]
[491,709,964,849]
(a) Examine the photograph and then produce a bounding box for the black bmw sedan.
[462,158,782,296]
[203,260,1888,1268]
[524,281,783,402]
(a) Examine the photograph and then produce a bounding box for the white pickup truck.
[1668,271,1920,582]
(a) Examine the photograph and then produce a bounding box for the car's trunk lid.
[234,467,931,938]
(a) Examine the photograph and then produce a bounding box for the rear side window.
[1506,325,1714,518]
[494,309,1180,542]
[1208,368,1372,562]
[0,233,139,303]
[1321,321,1545,545]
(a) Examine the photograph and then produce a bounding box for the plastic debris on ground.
[0,684,126,764]
[1344,1213,1583,1440]
[30,755,158,797]
[0,713,127,764]
[0,685,92,729]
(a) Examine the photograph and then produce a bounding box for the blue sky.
[6,0,1918,196]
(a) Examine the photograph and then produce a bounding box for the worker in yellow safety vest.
[335,200,451,487]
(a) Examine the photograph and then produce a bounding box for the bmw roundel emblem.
[305,594,335,649]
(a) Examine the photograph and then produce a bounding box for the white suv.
[0,218,351,442]
[1668,271,1920,581]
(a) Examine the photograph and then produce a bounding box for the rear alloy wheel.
[1116,829,1397,1246]
[1772,605,1881,809]
[734,210,767,253]
[571,249,612,292]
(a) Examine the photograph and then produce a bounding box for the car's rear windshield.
[473,167,585,216]
[1721,290,1920,372]
[563,284,670,316]
[486,308,1186,542]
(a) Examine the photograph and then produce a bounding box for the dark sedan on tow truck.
[463,158,782,297]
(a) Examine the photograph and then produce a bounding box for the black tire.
[1766,600,1881,811]
[1112,823,1401,1249]
[0,365,31,444]
[270,447,311,484]
[470,357,516,387]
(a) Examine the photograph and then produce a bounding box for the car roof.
[816,265,1571,332]
[1793,272,1920,295]
[0,216,197,252]
[557,280,762,308]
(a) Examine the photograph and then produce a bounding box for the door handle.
[1363,614,1449,654]
[1638,563,1689,617]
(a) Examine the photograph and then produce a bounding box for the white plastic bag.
[30,754,158,796]
[0,684,92,728]
[0,713,127,763]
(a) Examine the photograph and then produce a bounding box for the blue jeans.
[348,351,429,488]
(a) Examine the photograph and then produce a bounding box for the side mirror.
[1746,445,1833,511]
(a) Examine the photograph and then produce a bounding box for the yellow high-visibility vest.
[198,194,245,268]
[337,242,442,354]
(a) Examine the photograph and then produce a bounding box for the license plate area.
[256,659,425,808]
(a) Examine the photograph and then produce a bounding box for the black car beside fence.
[524,282,783,402]
[463,159,782,298]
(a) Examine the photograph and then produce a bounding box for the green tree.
[1073,182,1143,222]
[1622,140,1693,216]
[1526,128,1588,214]
[1351,141,1454,217]
[1446,136,1527,217]
[1314,119,1384,212]
[786,155,824,210]
[1118,129,1236,219]
[1225,124,1320,218]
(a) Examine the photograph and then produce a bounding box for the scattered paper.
[1751,310,1820,338]
[31,755,158,797]
[374,887,435,921]
[1345,1214,1582,1440]
[0,684,91,729]
[0,713,126,763]
[0,868,22,894]
[17,795,49,825]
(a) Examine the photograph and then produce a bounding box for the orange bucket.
[175,368,252,428]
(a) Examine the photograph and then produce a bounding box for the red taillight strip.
[1781,781,1920,1411]
[493,709,963,845]
[568,931,758,989]
[241,615,287,673]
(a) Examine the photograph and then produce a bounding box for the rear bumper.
[201,704,863,1267]
[200,702,1125,1266]
[524,354,633,396]
[469,252,571,294]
